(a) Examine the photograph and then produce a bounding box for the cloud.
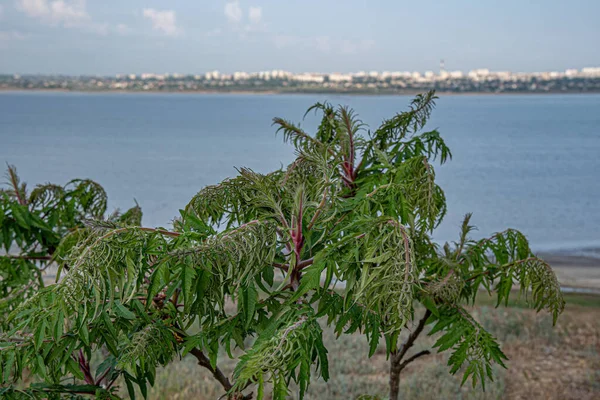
[16,0,49,19]
[115,23,131,36]
[248,6,262,24]
[224,1,242,24]
[142,8,180,37]
[223,2,265,37]
[14,0,131,37]
[0,5,4,19]
[16,0,89,26]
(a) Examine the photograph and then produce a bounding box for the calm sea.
[1,91,599,253]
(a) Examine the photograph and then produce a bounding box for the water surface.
[1,91,599,252]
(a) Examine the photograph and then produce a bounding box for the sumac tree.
[0,92,564,400]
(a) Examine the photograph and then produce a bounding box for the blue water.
[1,91,599,252]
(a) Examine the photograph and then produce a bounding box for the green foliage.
[1,92,565,399]
[429,306,507,390]
[233,309,328,400]
[0,166,141,327]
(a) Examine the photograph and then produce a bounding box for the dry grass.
[117,293,599,400]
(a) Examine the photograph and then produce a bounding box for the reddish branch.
[8,166,27,205]
[139,227,181,237]
[272,262,289,272]
[273,257,314,273]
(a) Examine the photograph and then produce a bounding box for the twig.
[272,262,289,272]
[398,350,431,371]
[189,348,233,391]
[393,308,431,364]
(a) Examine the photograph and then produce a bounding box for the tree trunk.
[388,309,432,400]
[389,352,402,400]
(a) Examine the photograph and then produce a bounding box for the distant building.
[565,69,579,77]
[292,73,325,83]
[582,67,600,77]
[328,73,353,83]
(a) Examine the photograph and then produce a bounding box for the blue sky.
[0,0,599,75]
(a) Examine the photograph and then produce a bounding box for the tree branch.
[7,164,27,205]
[272,262,289,272]
[298,257,314,270]
[189,348,253,400]
[189,348,233,391]
[139,227,181,237]
[398,350,431,371]
[393,308,432,363]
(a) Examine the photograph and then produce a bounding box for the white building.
[292,73,325,83]
[205,70,220,80]
[565,69,579,77]
[582,67,600,77]
[328,73,353,83]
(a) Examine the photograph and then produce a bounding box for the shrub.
[0,92,564,399]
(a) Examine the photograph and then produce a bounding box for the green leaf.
[10,203,30,229]
[114,301,136,320]
[368,325,380,357]
[79,324,90,346]
[242,283,258,330]
[66,358,85,380]
[421,296,439,317]
[3,352,15,382]
[263,265,274,286]
[181,265,196,313]
[124,374,136,400]
[34,319,46,349]
[36,354,47,377]
[290,262,325,302]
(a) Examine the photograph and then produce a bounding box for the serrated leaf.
[181,265,195,313]
[10,203,30,229]
[243,283,258,330]
[34,320,46,349]
[290,262,325,302]
[114,301,136,320]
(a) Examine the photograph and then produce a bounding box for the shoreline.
[537,251,600,292]
[2,88,600,97]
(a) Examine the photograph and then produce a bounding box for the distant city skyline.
[6,65,600,78]
[0,0,599,75]
[5,65,600,95]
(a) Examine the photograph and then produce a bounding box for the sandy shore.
[539,251,600,291]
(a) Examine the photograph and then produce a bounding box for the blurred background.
[1,1,599,398]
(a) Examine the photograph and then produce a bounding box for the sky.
[0,0,599,75]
